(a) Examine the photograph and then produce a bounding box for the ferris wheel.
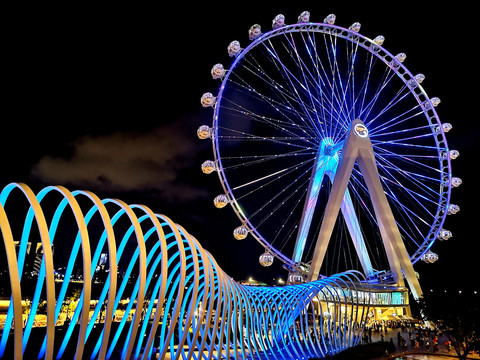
[197,11,461,286]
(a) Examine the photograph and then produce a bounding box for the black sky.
[2,3,478,292]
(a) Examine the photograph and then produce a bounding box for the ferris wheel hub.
[324,145,334,156]
[353,122,369,138]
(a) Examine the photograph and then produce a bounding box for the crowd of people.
[362,320,458,355]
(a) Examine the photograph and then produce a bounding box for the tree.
[412,289,479,360]
[444,319,479,360]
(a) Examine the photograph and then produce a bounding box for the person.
[100,303,106,322]
[446,340,452,353]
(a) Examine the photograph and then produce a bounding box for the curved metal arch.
[33,185,92,360]
[71,189,117,360]
[128,205,168,360]
[0,183,56,360]
[0,195,22,360]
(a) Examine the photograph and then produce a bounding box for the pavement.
[367,325,480,360]
[156,324,480,359]
[392,356,476,360]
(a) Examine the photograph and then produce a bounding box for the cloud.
[31,119,209,203]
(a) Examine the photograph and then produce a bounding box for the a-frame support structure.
[307,119,423,300]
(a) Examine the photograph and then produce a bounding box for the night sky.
[2,3,478,295]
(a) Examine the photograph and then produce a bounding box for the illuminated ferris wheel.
[197,11,461,288]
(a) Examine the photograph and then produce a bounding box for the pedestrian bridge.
[0,183,377,359]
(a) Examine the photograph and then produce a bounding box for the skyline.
[1,3,478,294]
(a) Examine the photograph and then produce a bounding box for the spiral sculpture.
[0,183,370,359]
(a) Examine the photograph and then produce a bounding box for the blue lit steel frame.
[0,183,371,359]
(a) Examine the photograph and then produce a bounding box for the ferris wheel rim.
[209,19,453,275]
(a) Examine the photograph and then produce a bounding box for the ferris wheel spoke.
[370,124,433,139]
[348,159,435,228]
[230,58,321,136]
[254,175,310,230]
[330,37,368,140]
[373,146,444,181]
[373,137,439,153]
[271,183,309,246]
[283,31,347,139]
[286,32,332,138]
[358,69,397,124]
[227,63,335,143]
[365,86,420,133]
[373,140,443,153]
[300,31,332,138]
[347,169,426,250]
[333,40,362,129]
[220,147,315,162]
[220,153,315,172]
[379,170,440,217]
[269,32,353,140]
[229,47,327,135]
[217,128,316,150]
[322,35,349,141]
[373,149,442,203]
[259,39,324,135]
[369,108,425,137]
[219,97,319,142]
[248,178,309,251]
[232,159,313,201]
[378,181,434,246]
[244,163,314,222]
[275,31,368,142]
[302,30,351,139]
[364,163,438,234]
[377,164,442,200]
[356,50,380,120]
[224,77,318,136]
[238,55,299,106]
[217,135,316,143]
[371,158,443,246]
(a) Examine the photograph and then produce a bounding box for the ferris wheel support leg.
[291,155,329,264]
[307,153,357,283]
[356,149,423,299]
[338,187,375,278]
[307,119,423,300]
[291,138,340,266]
